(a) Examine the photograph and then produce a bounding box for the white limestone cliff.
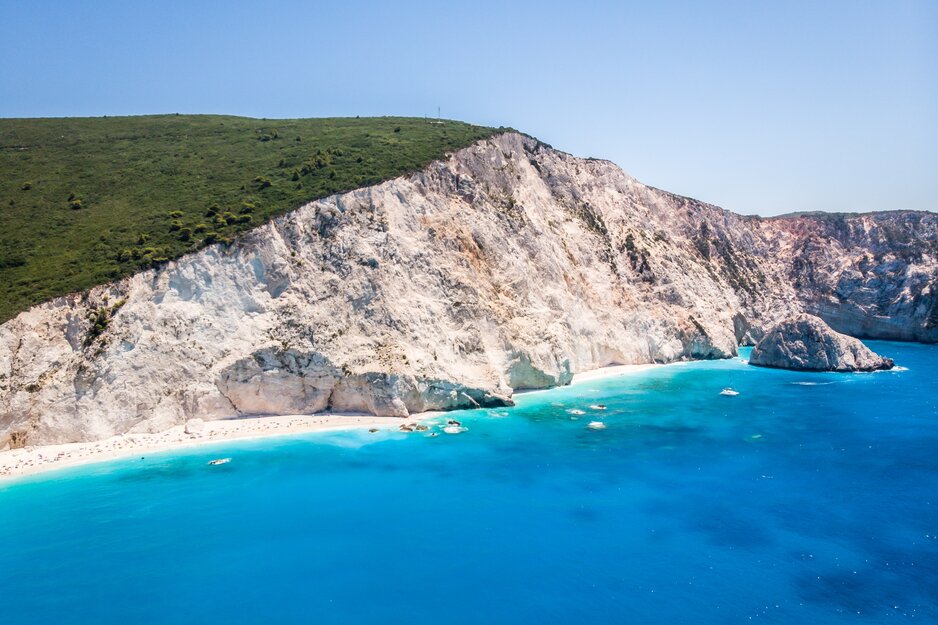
[1,133,935,447]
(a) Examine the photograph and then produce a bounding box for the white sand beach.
[0,361,672,480]
[0,412,440,480]
[569,363,664,385]
[515,362,670,397]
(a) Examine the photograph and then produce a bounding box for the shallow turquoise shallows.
[1,342,936,624]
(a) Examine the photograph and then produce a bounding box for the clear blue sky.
[1,0,935,215]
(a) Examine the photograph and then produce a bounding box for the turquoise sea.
[1,342,936,624]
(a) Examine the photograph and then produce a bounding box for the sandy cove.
[0,363,666,480]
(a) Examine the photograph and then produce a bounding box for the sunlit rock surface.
[749,314,895,372]
[1,133,934,446]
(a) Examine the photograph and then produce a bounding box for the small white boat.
[568,408,586,415]
[720,388,739,396]
[207,458,231,466]
[587,421,606,430]
[588,404,607,411]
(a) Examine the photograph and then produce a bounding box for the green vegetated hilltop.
[0,114,501,323]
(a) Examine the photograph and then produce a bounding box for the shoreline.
[0,413,440,482]
[0,361,670,481]
[515,361,693,399]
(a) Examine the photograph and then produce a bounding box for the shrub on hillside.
[203,232,230,245]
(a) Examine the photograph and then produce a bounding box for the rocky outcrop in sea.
[749,314,895,371]
[1,132,934,447]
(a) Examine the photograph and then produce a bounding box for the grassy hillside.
[0,115,500,322]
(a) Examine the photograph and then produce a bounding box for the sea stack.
[749,314,894,372]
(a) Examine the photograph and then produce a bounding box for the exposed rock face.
[770,211,938,343]
[749,314,895,371]
[0,132,934,446]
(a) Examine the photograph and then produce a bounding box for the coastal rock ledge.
[749,314,894,372]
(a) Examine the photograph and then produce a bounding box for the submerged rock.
[749,314,894,372]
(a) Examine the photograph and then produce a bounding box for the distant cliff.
[774,210,937,342]
[1,132,935,447]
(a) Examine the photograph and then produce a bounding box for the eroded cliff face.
[770,212,938,342]
[1,133,935,446]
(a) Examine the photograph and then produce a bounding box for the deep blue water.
[1,341,936,624]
